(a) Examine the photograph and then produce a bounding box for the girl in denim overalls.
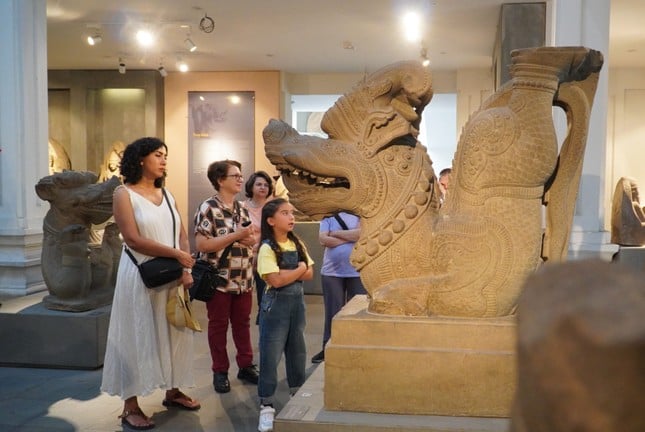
[255,198,314,432]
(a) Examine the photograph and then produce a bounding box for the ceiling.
[46,0,644,74]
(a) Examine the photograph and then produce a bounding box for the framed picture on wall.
[187,91,255,247]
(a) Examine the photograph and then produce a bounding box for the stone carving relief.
[263,46,603,317]
[611,177,645,246]
[98,140,125,182]
[48,138,72,174]
[35,171,121,311]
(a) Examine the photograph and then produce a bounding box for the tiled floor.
[0,294,325,432]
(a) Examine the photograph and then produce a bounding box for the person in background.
[243,171,275,325]
[256,198,314,432]
[101,137,200,431]
[311,212,365,364]
[194,160,259,394]
[438,167,452,204]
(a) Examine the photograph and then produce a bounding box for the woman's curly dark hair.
[244,170,274,198]
[120,137,167,187]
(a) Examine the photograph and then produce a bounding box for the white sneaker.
[258,405,275,432]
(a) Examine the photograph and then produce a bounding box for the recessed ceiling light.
[136,29,154,47]
[402,12,422,42]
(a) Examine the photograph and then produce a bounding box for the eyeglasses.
[224,174,244,180]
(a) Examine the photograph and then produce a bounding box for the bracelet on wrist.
[183,268,192,274]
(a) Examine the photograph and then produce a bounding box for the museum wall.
[163,70,280,225]
[47,70,164,175]
[606,67,645,229]
[281,68,482,144]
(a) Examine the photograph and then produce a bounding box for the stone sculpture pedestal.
[0,291,110,369]
[324,296,516,417]
[613,245,645,272]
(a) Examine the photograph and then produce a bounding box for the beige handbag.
[166,286,202,332]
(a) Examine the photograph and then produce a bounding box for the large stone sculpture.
[610,177,645,246]
[35,171,121,311]
[264,46,603,318]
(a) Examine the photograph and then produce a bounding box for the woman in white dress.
[101,137,200,430]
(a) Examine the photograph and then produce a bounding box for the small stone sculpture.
[48,138,71,174]
[35,171,121,311]
[263,46,603,317]
[98,140,125,182]
[611,177,645,246]
[511,260,645,432]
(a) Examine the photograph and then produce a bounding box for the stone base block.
[613,245,645,272]
[324,296,516,417]
[275,362,510,432]
[0,292,110,369]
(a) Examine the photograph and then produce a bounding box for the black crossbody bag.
[189,201,245,301]
[124,188,184,288]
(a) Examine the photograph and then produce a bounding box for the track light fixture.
[118,58,126,74]
[158,66,168,77]
[184,37,197,52]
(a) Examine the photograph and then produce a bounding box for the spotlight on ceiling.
[158,66,168,77]
[184,37,197,52]
[118,58,126,74]
[136,29,154,47]
[87,34,102,46]
[177,60,189,73]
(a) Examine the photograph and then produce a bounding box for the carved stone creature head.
[35,171,121,229]
[263,61,436,220]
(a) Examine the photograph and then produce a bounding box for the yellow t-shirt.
[257,239,314,290]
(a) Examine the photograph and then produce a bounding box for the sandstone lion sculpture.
[610,177,645,246]
[263,46,603,317]
[35,171,121,311]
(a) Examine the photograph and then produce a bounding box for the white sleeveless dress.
[101,187,195,399]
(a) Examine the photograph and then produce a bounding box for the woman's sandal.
[119,407,155,430]
[162,390,201,411]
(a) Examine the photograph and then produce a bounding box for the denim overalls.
[257,249,307,402]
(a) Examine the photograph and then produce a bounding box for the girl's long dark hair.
[120,137,167,188]
[260,198,307,265]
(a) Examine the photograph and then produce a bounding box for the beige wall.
[606,68,645,228]
[48,70,164,173]
[163,70,280,224]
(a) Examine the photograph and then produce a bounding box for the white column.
[547,0,616,260]
[0,0,49,296]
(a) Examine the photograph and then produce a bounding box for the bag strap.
[333,213,349,231]
[162,188,177,249]
[124,187,177,266]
